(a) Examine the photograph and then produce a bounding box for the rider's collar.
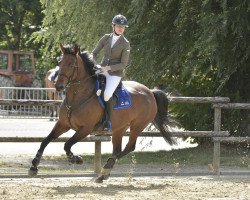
[114,31,121,36]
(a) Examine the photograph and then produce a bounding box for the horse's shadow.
[53,180,169,196]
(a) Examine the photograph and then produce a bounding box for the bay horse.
[45,69,62,120]
[29,44,175,183]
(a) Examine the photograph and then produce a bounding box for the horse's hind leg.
[119,117,155,156]
[96,122,150,183]
[95,127,126,183]
[28,121,69,176]
[118,122,149,159]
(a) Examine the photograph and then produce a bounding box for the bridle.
[58,54,97,88]
[57,54,96,129]
[58,57,80,88]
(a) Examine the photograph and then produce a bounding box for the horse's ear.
[73,45,80,55]
[60,43,65,54]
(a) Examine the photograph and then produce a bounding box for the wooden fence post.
[213,106,221,174]
[94,141,102,174]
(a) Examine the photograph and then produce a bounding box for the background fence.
[0,87,249,174]
[0,87,63,119]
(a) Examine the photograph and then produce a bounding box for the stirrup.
[103,121,112,132]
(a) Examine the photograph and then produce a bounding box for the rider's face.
[113,25,125,35]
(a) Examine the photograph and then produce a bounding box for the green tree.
[35,0,129,53]
[127,0,250,135]
[0,0,43,50]
[32,0,130,74]
[36,0,250,136]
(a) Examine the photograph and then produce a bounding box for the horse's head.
[55,43,96,92]
[55,44,81,92]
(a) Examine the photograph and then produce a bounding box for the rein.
[64,91,96,129]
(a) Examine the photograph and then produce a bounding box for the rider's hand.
[100,66,111,73]
[94,64,102,74]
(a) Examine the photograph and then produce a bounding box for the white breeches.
[102,71,122,102]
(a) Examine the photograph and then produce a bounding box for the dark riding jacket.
[92,33,130,77]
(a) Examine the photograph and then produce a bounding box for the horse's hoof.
[103,174,110,180]
[69,155,83,164]
[95,176,104,183]
[28,167,38,176]
[75,156,83,164]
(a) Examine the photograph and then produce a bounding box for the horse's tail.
[152,89,176,145]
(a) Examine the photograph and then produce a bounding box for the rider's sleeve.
[92,34,109,61]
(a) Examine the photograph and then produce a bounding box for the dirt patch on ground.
[0,176,249,200]
[0,155,250,199]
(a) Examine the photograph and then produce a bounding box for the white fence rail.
[0,87,63,119]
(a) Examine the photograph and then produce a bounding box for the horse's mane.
[63,44,96,79]
[79,51,96,78]
[64,44,76,55]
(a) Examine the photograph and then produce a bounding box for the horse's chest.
[60,103,102,127]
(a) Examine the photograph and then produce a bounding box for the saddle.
[95,75,132,110]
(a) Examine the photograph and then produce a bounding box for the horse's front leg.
[28,121,69,176]
[64,136,83,164]
[64,130,91,164]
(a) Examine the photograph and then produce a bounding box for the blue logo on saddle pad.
[96,80,132,110]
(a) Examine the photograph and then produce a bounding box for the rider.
[92,14,131,132]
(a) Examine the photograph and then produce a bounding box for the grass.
[0,161,6,167]
[0,145,247,174]
[44,144,250,168]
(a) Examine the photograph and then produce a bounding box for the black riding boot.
[103,98,113,132]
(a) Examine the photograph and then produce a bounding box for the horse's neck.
[65,55,96,106]
[65,76,95,105]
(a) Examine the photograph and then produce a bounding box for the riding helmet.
[112,14,128,27]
